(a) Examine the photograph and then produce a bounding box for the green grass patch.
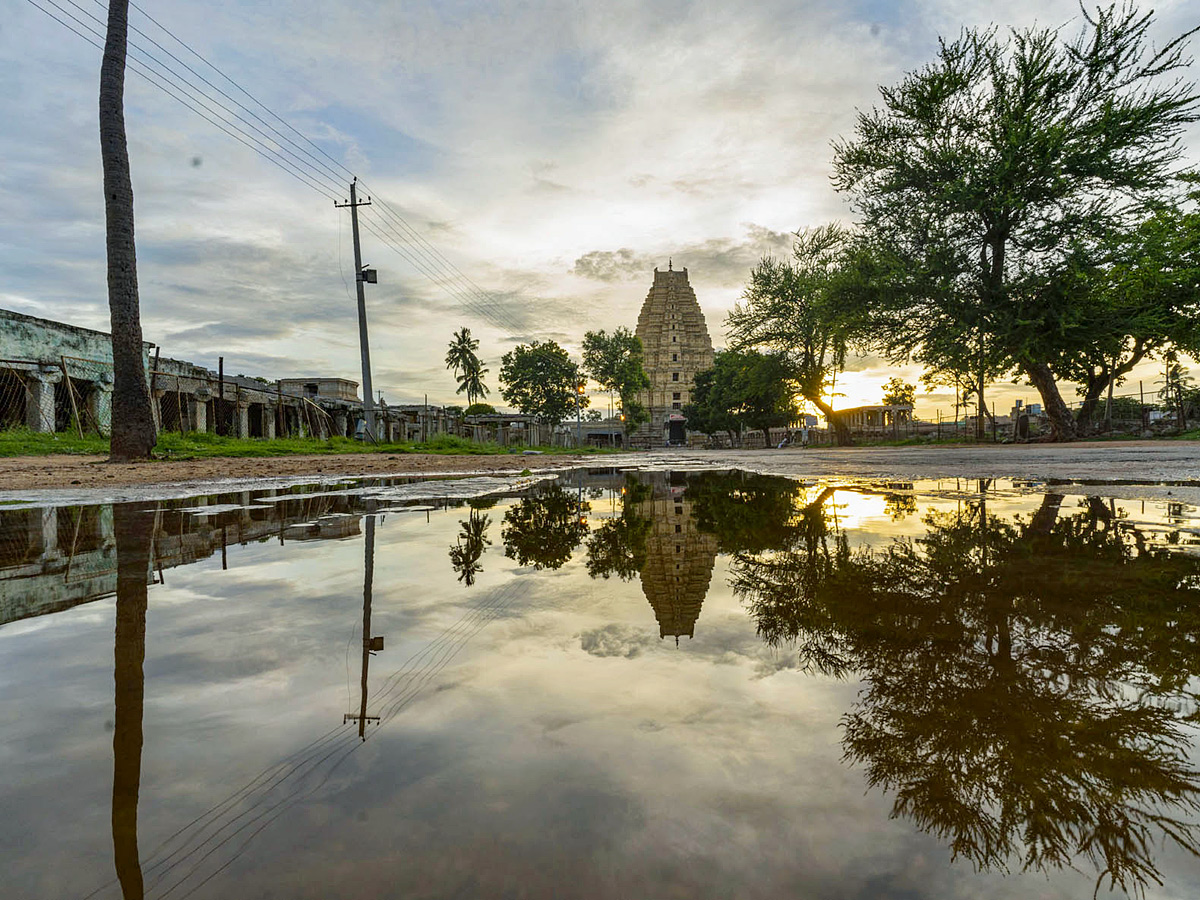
[0,428,111,457]
[0,428,628,460]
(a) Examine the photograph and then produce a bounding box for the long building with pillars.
[632,263,715,447]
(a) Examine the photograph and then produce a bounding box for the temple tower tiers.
[632,263,715,448]
[636,474,718,643]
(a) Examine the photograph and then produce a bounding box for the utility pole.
[576,381,584,448]
[335,179,377,442]
[217,356,225,436]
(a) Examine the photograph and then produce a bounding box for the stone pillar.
[264,404,276,440]
[88,381,114,437]
[186,396,207,434]
[26,368,62,433]
[236,403,250,439]
[333,410,348,439]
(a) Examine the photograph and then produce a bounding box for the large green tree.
[582,327,652,434]
[101,0,156,460]
[445,327,490,406]
[727,226,853,445]
[880,377,915,408]
[1065,180,1200,431]
[682,350,798,445]
[499,340,585,428]
[833,6,1200,440]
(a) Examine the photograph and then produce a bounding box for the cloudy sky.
[1,0,1197,414]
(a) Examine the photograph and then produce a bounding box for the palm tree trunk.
[101,0,156,461]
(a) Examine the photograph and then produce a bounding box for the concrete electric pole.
[336,179,377,442]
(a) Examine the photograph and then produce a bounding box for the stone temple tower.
[632,262,715,447]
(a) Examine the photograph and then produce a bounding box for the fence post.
[60,357,83,438]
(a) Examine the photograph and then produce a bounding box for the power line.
[25,0,584,375]
[24,0,343,200]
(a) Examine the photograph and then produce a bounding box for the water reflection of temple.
[0,491,364,627]
[635,472,718,643]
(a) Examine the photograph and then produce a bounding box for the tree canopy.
[499,340,585,428]
[582,328,651,434]
[880,377,915,407]
[727,226,854,444]
[682,349,798,442]
[833,6,1200,440]
[445,327,490,407]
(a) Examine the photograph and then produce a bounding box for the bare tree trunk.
[1024,361,1077,441]
[1074,341,1149,433]
[808,394,852,446]
[101,0,156,461]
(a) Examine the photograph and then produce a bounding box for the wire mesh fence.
[0,356,114,436]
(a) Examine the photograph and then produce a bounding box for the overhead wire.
[23,0,343,201]
[25,0,591,380]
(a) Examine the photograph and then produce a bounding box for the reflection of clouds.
[5,475,1198,899]
[579,623,656,658]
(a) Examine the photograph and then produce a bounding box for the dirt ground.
[0,451,588,493]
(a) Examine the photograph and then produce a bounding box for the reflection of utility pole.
[335,179,377,442]
[345,510,384,740]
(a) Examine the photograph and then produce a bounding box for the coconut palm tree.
[456,364,490,407]
[446,327,489,405]
[101,0,156,460]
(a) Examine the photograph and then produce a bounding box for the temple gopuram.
[632,262,715,447]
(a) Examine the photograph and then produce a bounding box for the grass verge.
[0,428,624,460]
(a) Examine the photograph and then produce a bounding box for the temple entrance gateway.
[667,415,686,445]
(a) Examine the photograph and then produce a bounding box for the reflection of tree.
[586,478,652,580]
[449,510,491,586]
[735,491,1200,895]
[112,502,154,899]
[882,492,917,520]
[501,485,589,570]
[687,471,807,553]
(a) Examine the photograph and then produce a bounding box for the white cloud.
[1,0,1196,408]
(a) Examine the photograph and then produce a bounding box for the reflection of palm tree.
[445,327,489,406]
[112,501,154,899]
[449,510,492,586]
[735,490,1200,894]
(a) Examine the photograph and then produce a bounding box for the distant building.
[277,377,360,402]
[838,403,914,437]
[632,263,715,447]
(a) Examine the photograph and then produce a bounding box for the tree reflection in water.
[586,477,652,581]
[112,501,154,899]
[449,509,492,586]
[501,484,590,571]
[732,483,1200,895]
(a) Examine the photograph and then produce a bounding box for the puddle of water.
[1,469,1199,900]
